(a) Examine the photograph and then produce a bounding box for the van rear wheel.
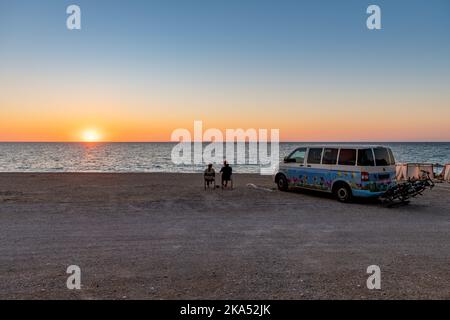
[334,183,352,202]
[277,175,288,191]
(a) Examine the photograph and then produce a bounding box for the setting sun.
[82,129,102,142]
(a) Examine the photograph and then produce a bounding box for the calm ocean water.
[0,142,449,173]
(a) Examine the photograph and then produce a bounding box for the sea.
[0,142,449,173]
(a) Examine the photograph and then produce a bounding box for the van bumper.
[352,189,386,198]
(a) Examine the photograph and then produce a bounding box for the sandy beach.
[0,173,449,299]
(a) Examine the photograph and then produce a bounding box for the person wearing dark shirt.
[220,160,233,189]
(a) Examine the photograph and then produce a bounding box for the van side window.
[338,149,356,166]
[357,149,375,166]
[374,147,392,166]
[307,148,323,164]
[288,148,306,163]
[322,148,338,165]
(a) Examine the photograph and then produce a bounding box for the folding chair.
[204,173,216,190]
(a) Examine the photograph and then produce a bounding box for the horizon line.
[1,141,450,143]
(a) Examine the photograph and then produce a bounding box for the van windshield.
[373,147,393,166]
[287,148,306,163]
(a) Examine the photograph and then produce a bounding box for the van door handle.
[307,165,311,167]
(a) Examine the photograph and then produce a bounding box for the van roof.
[296,145,389,149]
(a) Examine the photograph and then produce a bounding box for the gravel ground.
[0,173,449,299]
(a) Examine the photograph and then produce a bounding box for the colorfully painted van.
[274,145,397,202]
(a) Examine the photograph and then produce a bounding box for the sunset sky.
[1,0,449,142]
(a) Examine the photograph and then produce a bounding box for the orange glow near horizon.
[0,118,449,142]
[1,84,450,142]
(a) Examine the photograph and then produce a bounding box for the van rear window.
[373,147,392,166]
[388,148,396,164]
[338,149,356,166]
[357,149,375,166]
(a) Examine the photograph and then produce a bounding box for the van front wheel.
[334,183,352,202]
[276,175,289,191]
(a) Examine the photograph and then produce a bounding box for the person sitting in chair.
[204,164,216,190]
[220,160,233,189]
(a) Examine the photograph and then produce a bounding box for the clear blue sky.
[1,0,449,141]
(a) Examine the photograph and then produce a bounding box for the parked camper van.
[275,145,396,202]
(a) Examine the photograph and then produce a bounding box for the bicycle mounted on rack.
[380,170,434,205]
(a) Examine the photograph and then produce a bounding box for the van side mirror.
[284,157,295,163]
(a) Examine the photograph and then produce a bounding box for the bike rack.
[380,170,435,206]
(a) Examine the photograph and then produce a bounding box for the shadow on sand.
[287,187,392,207]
